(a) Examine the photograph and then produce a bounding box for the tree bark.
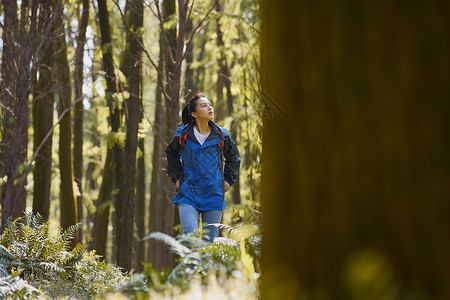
[135,137,146,270]
[148,35,167,270]
[0,0,29,229]
[215,0,240,204]
[184,18,195,99]
[91,147,113,260]
[73,0,90,244]
[55,1,78,245]
[32,0,56,221]
[97,0,124,263]
[116,0,144,271]
[261,0,450,298]
[214,0,225,122]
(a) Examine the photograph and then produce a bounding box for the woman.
[165,93,240,242]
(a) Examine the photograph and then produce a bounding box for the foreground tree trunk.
[261,0,450,299]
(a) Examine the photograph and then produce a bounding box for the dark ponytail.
[181,92,205,125]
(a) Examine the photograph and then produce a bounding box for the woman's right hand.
[176,180,180,190]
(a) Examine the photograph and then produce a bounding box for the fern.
[136,220,261,295]
[0,212,126,299]
[0,276,40,299]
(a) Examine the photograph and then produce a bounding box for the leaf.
[141,232,191,257]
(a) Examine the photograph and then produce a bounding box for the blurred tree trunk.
[261,0,450,299]
[117,0,144,271]
[55,1,78,245]
[33,0,56,221]
[97,0,124,263]
[73,0,90,244]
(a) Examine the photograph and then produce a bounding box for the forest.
[1,0,450,299]
[0,0,261,298]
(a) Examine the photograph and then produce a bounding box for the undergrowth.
[0,208,261,299]
[0,212,126,299]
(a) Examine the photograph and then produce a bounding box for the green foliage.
[0,212,126,299]
[120,220,261,298]
[0,276,40,299]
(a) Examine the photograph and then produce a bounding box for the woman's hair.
[181,92,205,125]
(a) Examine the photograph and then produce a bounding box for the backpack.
[178,124,224,151]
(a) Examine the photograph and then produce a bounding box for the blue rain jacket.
[165,121,240,210]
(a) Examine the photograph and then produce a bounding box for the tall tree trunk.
[73,0,90,244]
[148,36,167,269]
[163,0,184,269]
[0,0,29,229]
[195,38,207,92]
[135,137,146,270]
[97,0,124,263]
[184,18,195,99]
[215,0,240,204]
[261,0,450,299]
[117,0,143,271]
[135,69,146,271]
[91,148,113,260]
[55,1,78,245]
[33,0,56,221]
[214,0,225,121]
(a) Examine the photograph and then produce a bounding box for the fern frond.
[0,276,40,299]
[146,232,192,257]
[213,237,238,246]
[60,223,82,245]
[0,263,9,277]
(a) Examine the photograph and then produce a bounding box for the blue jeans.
[178,203,223,242]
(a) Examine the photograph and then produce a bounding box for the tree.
[91,148,113,259]
[55,0,78,244]
[148,34,168,270]
[260,0,450,298]
[73,0,90,244]
[32,0,57,221]
[0,0,38,230]
[117,0,144,271]
[96,0,124,263]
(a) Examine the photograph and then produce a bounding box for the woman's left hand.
[224,181,231,192]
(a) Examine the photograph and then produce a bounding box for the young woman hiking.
[165,92,240,242]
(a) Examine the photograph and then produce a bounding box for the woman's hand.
[224,181,231,193]
[176,180,180,190]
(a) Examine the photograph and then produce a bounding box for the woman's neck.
[195,120,211,135]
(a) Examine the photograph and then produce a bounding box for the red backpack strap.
[178,127,188,150]
[218,128,224,148]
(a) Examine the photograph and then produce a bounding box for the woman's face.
[192,97,214,121]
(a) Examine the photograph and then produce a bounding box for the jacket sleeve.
[223,136,240,186]
[165,136,182,183]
